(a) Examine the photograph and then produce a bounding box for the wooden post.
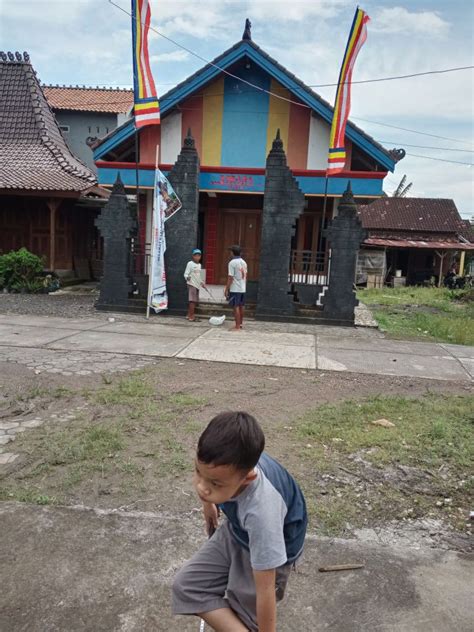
[459,250,466,276]
[47,199,60,271]
[435,250,447,287]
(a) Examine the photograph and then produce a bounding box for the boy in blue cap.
[184,248,206,321]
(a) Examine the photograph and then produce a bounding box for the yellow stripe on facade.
[202,77,224,166]
[266,79,290,156]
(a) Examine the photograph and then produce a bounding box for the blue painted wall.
[54,111,120,171]
[220,65,270,167]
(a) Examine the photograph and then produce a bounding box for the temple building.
[94,24,404,302]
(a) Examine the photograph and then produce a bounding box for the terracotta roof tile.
[43,85,133,114]
[0,52,96,192]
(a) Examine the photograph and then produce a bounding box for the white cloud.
[372,7,450,37]
[151,50,189,63]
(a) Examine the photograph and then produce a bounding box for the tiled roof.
[0,51,96,193]
[43,85,133,114]
[357,198,470,236]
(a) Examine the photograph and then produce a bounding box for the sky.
[1,0,473,218]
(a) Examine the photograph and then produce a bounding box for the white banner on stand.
[147,168,182,314]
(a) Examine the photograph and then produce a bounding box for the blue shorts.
[229,292,246,307]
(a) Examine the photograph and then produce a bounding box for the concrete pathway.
[0,502,472,632]
[0,313,472,381]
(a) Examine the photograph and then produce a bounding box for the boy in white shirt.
[224,245,248,331]
[184,249,206,321]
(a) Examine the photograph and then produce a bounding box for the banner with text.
[148,170,182,312]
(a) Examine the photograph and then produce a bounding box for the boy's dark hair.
[197,411,265,471]
[229,245,241,257]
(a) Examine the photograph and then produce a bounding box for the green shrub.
[0,248,44,291]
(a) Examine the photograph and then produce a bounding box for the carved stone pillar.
[95,175,136,308]
[321,182,368,325]
[166,129,200,313]
[256,130,305,318]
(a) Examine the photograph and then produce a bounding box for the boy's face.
[194,459,256,504]
[192,254,201,263]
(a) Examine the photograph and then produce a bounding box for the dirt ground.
[1,355,472,550]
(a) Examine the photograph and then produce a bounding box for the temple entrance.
[216,209,262,284]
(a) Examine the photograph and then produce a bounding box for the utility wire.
[352,117,472,145]
[405,152,473,166]
[108,0,311,110]
[308,65,474,87]
[108,1,474,111]
[380,141,474,153]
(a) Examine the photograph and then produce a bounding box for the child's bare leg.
[230,307,241,330]
[239,305,244,328]
[199,608,249,632]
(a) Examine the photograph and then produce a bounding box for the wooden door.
[216,210,261,284]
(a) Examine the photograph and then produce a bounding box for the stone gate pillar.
[321,182,368,325]
[166,129,200,313]
[95,175,137,309]
[255,131,304,318]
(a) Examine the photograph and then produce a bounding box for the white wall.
[307,114,331,170]
[161,111,182,164]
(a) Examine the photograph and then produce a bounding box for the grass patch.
[358,287,474,345]
[293,393,473,535]
[298,394,473,469]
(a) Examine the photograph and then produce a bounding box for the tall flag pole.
[318,6,370,256]
[327,6,369,175]
[131,0,161,127]
[130,0,161,290]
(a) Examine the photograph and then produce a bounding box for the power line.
[405,152,473,166]
[308,65,474,87]
[380,141,474,153]
[108,0,311,110]
[352,117,472,145]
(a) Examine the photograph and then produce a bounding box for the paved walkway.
[1,502,472,632]
[0,313,472,381]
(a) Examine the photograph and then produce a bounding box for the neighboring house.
[43,85,133,171]
[357,198,474,285]
[93,26,404,290]
[0,51,108,274]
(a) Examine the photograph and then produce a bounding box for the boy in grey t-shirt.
[224,245,248,331]
[172,412,307,632]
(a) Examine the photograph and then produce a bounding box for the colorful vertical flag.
[327,7,370,175]
[148,170,182,312]
[131,0,160,128]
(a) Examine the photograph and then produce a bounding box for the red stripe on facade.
[287,101,310,170]
[180,95,203,160]
[204,196,219,283]
[96,160,387,180]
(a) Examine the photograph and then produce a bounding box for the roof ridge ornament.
[242,18,252,41]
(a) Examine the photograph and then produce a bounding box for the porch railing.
[290,249,331,286]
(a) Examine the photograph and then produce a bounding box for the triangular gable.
[94,39,395,172]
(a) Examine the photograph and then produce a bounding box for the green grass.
[298,394,473,470]
[358,287,474,345]
[293,393,474,535]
